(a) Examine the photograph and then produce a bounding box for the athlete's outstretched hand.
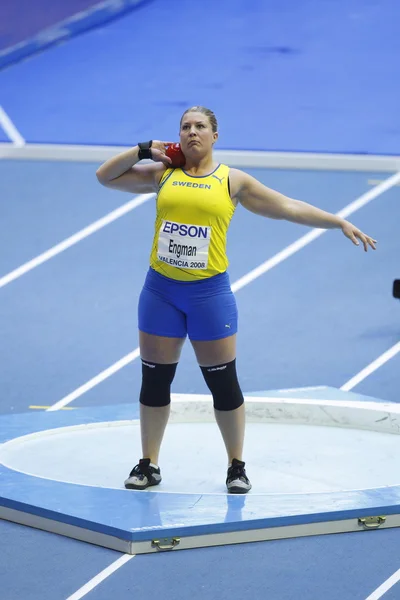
[341,220,377,251]
[150,141,174,166]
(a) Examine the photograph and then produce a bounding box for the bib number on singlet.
[157,220,211,269]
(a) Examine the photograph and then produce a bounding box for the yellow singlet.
[149,164,235,281]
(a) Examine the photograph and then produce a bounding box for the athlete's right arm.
[96,141,173,193]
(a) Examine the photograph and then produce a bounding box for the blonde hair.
[180,106,218,133]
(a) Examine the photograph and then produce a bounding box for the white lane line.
[47,348,140,411]
[232,171,400,292]
[0,193,154,289]
[65,554,134,600]
[364,567,400,600]
[0,105,25,147]
[47,171,400,411]
[341,341,400,392]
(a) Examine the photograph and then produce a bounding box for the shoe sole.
[227,486,251,494]
[227,481,252,494]
[124,478,162,490]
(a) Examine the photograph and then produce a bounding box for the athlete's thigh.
[186,278,238,367]
[139,331,185,363]
[138,280,187,336]
[138,282,186,363]
[191,334,236,367]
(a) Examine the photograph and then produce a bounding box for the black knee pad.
[200,359,244,411]
[139,360,178,407]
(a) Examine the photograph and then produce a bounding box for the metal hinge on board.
[358,516,386,529]
[151,537,181,551]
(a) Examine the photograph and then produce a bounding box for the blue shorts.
[138,268,238,341]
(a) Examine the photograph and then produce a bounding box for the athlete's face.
[179,112,218,156]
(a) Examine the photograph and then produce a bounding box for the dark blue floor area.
[0,519,398,600]
[0,520,119,600]
[0,160,137,275]
[0,0,399,153]
[72,529,400,600]
[2,518,400,600]
[0,215,146,412]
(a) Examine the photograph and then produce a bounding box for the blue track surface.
[0,160,399,599]
[0,0,399,152]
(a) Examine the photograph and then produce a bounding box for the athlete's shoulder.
[207,163,229,184]
[158,166,175,188]
[228,167,246,181]
[227,168,249,201]
[215,163,230,175]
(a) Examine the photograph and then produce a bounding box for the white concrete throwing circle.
[1,402,400,494]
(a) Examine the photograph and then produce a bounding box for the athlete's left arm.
[229,169,377,251]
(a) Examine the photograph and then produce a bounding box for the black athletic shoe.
[226,458,252,494]
[124,458,162,490]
